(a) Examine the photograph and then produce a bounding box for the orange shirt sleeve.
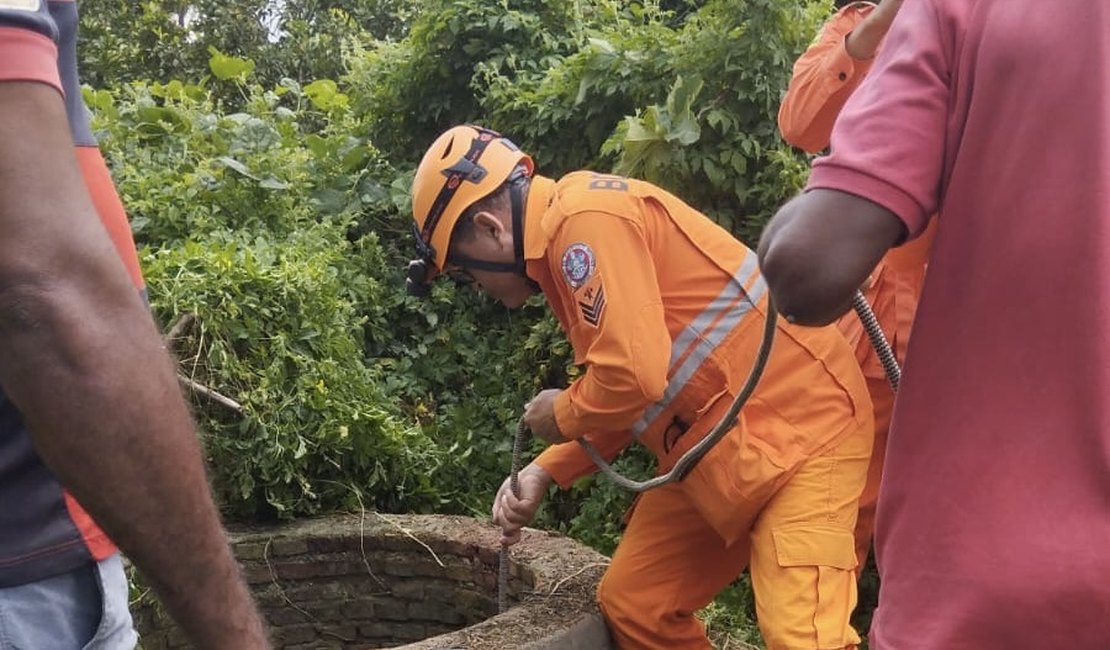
[547,210,671,440]
[534,430,633,489]
[884,216,936,273]
[778,2,876,153]
[76,148,146,291]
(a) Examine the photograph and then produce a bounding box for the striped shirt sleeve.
[0,0,61,92]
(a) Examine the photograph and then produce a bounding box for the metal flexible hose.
[851,290,901,392]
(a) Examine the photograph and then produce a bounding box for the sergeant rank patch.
[577,276,606,327]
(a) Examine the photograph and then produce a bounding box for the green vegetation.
[78,1,881,645]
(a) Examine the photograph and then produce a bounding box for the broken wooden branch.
[177,374,243,413]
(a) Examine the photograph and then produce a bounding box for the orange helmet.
[410,125,534,274]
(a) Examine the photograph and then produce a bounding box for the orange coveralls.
[520,171,874,649]
[777,1,934,567]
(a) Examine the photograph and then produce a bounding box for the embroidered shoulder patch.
[561,242,596,289]
[577,275,606,328]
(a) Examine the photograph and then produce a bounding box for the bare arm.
[777,3,873,153]
[0,82,268,649]
[757,189,905,326]
[845,0,903,60]
[777,1,904,153]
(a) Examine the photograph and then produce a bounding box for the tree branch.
[177,374,243,414]
[164,313,243,415]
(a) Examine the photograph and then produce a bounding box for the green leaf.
[259,177,290,190]
[135,106,189,135]
[207,47,255,81]
[311,188,349,215]
[304,79,345,111]
[216,157,259,180]
[664,75,702,146]
[304,134,331,158]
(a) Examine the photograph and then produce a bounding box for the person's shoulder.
[0,2,64,91]
[545,171,645,232]
[0,1,57,35]
[553,170,596,191]
[553,171,640,212]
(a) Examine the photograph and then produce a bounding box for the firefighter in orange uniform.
[406,124,874,649]
[778,0,935,567]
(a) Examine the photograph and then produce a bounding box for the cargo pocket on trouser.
[753,524,860,650]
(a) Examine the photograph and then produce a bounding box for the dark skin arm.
[757,189,906,325]
[845,0,904,60]
[0,82,268,649]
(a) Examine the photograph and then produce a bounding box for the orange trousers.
[596,405,872,650]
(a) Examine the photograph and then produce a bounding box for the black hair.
[448,168,529,252]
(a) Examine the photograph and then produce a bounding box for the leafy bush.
[146,228,441,519]
[80,1,868,642]
[86,74,445,519]
[344,0,603,164]
[478,2,679,175]
[605,0,827,243]
[78,0,405,90]
[84,77,398,248]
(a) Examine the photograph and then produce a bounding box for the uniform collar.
[523,175,555,261]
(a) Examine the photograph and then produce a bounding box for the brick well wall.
[133,514,612,650]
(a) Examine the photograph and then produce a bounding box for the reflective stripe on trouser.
[596,402,871,650]
[0,553,138,650]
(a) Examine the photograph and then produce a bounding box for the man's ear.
[472,211,510,248]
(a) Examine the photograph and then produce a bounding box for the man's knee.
[597,568,712,650]
[596,568,634,621]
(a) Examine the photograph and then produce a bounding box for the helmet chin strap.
[447,172,540,293]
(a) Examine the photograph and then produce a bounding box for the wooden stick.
[177,374,243,413]
[163,313,243,415]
